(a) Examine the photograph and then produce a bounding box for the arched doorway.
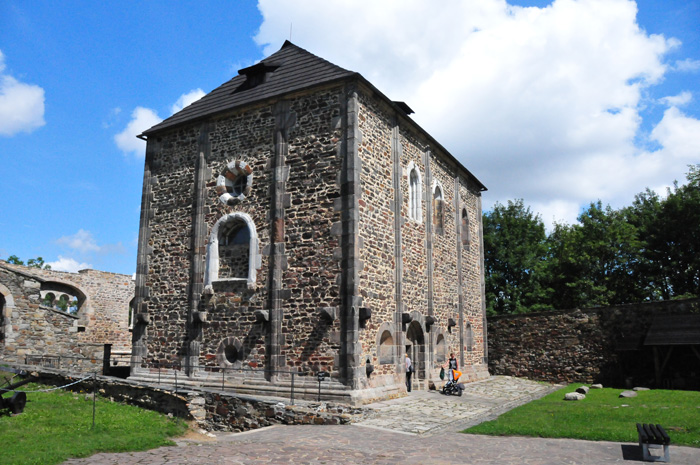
[405,320,425,390]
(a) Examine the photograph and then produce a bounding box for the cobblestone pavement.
[61,376,700,464]
[354,375,562,435]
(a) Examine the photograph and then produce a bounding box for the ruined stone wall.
[487,299,700,386]
[0,263,133,361]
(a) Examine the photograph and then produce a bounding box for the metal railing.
[16,354,334,404]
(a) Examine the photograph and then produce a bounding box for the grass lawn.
[464,385,700,447]
[0,383,189,465]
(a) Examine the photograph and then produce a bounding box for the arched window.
[433,184,444,235]
[407,162,422,223]
[42,292,56,308]
[461,208,471,248]
[204,212,261,291]
[218,221,251,279]
[39,283,84,314]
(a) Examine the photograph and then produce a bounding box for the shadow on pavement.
[620,444,644,461]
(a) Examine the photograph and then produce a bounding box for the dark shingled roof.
[644,314,700,346]
[141,41,487,191]
[143,41,355,135]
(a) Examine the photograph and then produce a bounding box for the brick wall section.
[487,299,700,386]
[0,262,133,362]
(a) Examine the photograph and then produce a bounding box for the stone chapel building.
[130,41,488,404]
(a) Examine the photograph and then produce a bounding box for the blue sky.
[1,0,699,275]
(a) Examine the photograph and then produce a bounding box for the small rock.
[619,390,637,398]
[565,392,586,401]
[591,384,603,389]
[633,387,650,391]
[575,386,590,394]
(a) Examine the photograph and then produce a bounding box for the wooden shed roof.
[644,314,700,346]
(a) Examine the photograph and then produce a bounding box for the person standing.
[447,353,458,381]
[405,354,413,392]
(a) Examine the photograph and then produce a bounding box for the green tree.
[3,255,51,270]
[6,255,24,265]
[546,201,643,308]
[483,199,550,315]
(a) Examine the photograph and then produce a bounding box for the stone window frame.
[204,212,261,292]
[376,322,395,365]
[432,179,445,235]
[406,161,423,223]
[216,336,244,368]
[215,160,253,206]
[39,282,84,315]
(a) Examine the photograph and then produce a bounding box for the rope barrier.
[0,373,96,393]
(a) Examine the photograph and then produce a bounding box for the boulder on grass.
[619,390,637,398]
[565,392,586,401]
[575,386,590,394]
[633,387,650,391]
[591,384,603,389]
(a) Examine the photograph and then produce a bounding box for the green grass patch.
[0,383,188,465]
[464,386,700,447]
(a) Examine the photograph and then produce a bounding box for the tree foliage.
[483,200,549,315]
[4,255,51,270]
[484,165,700,314]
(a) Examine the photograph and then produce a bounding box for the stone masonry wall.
[357,91,398,384]
[141,87,344,377]
[356,88,488,390]
[487,298,700,386]
[0,262,134,362]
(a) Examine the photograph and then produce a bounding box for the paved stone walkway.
[61,376,700,464]
[355,375,561,435]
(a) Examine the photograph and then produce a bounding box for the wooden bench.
[636,423,670,462]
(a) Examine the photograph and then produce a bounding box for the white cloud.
[659,91,692,107]
[674,58,700,72]
[114,89,206,156]
[170,88,205,115]
[55,229,101,253]
[0,49,45,136]
[114,106,162,156]
[47,256,92,273]
[255,0,700,228]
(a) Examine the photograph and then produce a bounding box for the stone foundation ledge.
[2,364,373,432]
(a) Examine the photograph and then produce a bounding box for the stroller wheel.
[457,389,463,396]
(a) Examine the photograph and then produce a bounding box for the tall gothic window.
[461,208,471,248]
[408,165,422,222]
[433,185,444,235]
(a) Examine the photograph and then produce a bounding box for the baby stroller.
[441,369,464,396]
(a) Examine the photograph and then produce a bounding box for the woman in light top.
[405,354,413,392]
